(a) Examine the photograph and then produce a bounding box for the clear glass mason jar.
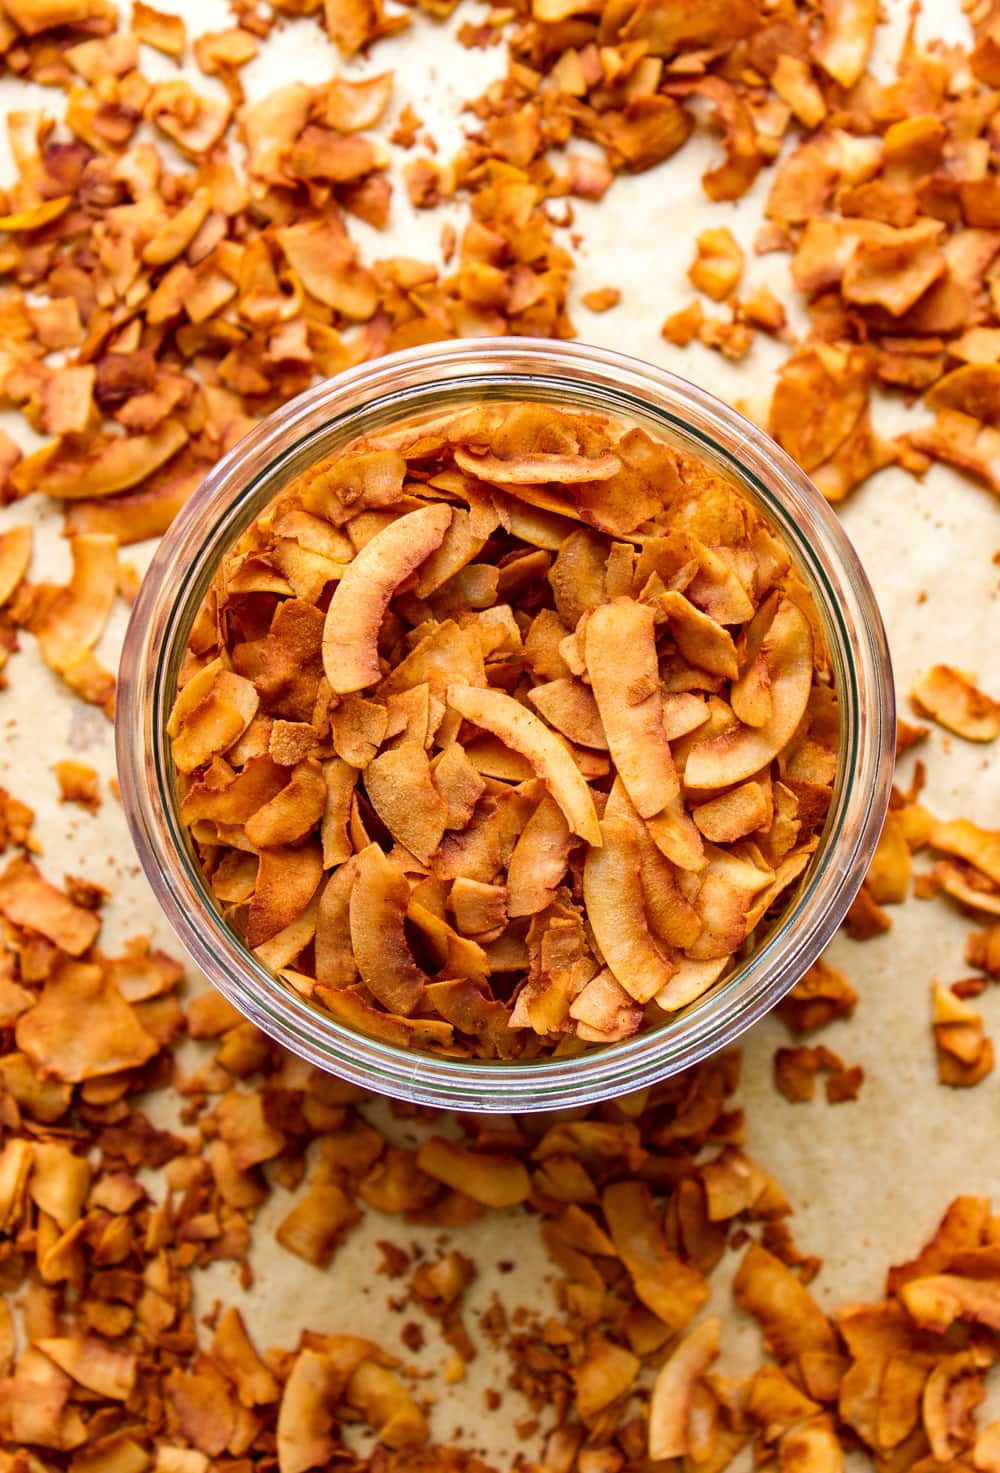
[116,338,895,1113]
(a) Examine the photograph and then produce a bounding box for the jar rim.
[116,337,895,1112]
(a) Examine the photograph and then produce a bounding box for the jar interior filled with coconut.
[166,395,838,1063]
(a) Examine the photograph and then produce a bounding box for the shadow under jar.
[116,338,895,1113]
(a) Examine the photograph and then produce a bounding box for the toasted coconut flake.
[147,81,231,156]
[31,533,117,678]
[912,666,1000,742]
[132,0,186,53]
[417,1136,529,1207]
[842,220,946,316]
[453,444,621,486]
[16,958,158,1081]
[687,77,763,202]
[323,504,452,693]
[769,344,871,473]
[931,819,1000,888]
[734,1243,838,1359]
[28,1141,90,1230]
[345,1359,428,1449]
[13,420,188,501]
[902,1274,1000,1336]
[210,1310,276,1401]
[247,843,323,947]
[528,677,607,751]
[906,410,1000,499]
[572,1333,640,1421]
[37,1335,135,1400]
[660,590,739,680]
[685,599,813,789]
[778,1417,845,1473]
[689,229,744,302]
[171,670,260,774]
[276,1180,360,1267]
[245,760,327,848]
[277,1348,351,1473]
[0,854,99,955]
[586,599,678,818]
[693,778,772,844]
[449,683,600,845]
[349,842,429,1015]
[648,1317,721,1459]
[326,72,393,130]
[431,742,486,833]
[0,194,72,228]
[584,818,678,1002]
[771,55,827,128]
[866,812,912,905]
[778,956,857,1033]
[0,524,31,606]
[570,968,644,1042]
[603,1181,709,1328]
[506,794,573,917]
[365,743,448,863]
[812,0,877,85]
[277,220,378,319]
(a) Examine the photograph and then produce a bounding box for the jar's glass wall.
[117,340,894,1113]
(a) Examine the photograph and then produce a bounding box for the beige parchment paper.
[0,0,997,1463]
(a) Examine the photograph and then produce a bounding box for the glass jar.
[116,338,895,1113]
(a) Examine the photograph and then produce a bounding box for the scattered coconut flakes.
[0,1,995,1469]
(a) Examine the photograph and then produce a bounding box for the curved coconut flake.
[693,779,772,844]
[453,445,621,485]
[277,1346,370,1473]
[659,589,739,679]
[548,527,609,626]
[731,591,779,727]
[364,742,448,865]
[930,819,1000,888]
[349,842,429,1016]
[13,419,188,501]
[682,845,774,964]
[647,795,707,873]
[244,758,326,848]
[605,779,702,948]
[506,794,573,918]
[813,0,878,89]
[0,525,31,608]
[654,955,729,1013]
[31,533,118,676]
[583,818,677,1003]
[322,503,452,694]
[912,666,1000,743]
[36,1336,136,1401]
[314,859,358,989]
[528,678,608,750]
[254,891,320,973]
[570,969,644,1043]
[933,861,1000,916]
[778,1418,845,1473]
[585,598,679,818]
[685,597,813,789]
[448,683,601,846]
[171,670,259,775]
[648,1317,721,1460]
[407,902,490,987]
[246,843,323,947]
